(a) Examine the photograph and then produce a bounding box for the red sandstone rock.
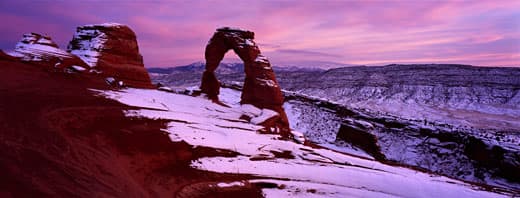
[201,27,290,136]
[0,50,14,60]
[3,33,89,70]
[68,23,153,88]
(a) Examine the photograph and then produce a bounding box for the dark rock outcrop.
[336,122,386,161]
[201,27,289,135]
[68,23,153,88]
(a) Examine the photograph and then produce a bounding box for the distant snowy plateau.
[149,63,520,193]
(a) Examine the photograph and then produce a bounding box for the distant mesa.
[1,23,153,88]
[201,27,290,136]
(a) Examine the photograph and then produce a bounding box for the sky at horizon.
[0,0,519,68]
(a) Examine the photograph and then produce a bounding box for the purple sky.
[1,0,519,68]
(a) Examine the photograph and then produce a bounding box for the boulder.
[201,27,290,136]
[336,122,386,161]
[68,23,153,88]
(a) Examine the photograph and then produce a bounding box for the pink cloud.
[1,0,518,67]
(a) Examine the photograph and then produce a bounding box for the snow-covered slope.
[93,87,512,197]
[283,92,520,190]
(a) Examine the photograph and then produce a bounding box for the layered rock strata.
[5,33,88,70]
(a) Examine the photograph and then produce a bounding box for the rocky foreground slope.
[0,54,269,197]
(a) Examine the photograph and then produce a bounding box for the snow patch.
[256,78,277,87]
[216,181,245,188]
[70,65,86,72]
[244,39,255,46]
[255,54,270,65]
[68,28,108,67]
[82,22,124,28]
[250,108,278,124]
[11,34,71,61]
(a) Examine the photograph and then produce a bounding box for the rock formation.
[201,27,290,136]
[1,24,153,89]
[68,23,153,88]
[4,33,88,70]
[336,122,385,161]
[0,50,13,60]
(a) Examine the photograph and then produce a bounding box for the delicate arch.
[200,27,289,135]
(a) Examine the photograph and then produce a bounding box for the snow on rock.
[71,65,86,72]
[82,22,125,28]
[255,78,278,87]
[291,130,305,144]
[216,181,245,188]
[4,32,90,70]
[67,28,107,67]
[250,108,278,125]
[10,33,72,61]
[68,23,153,88]
[94,87,511,197]
[241,104,262,118]
[254,54,270,65]
[217,26,249,32]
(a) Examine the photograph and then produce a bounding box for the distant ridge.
[147,62,324,75]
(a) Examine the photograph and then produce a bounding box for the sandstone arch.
[200,27,290,136]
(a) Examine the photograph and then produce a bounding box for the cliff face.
[68,23,153,88]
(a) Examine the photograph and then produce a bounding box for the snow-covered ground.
[93,87,510,197]
[283,91,520,190]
